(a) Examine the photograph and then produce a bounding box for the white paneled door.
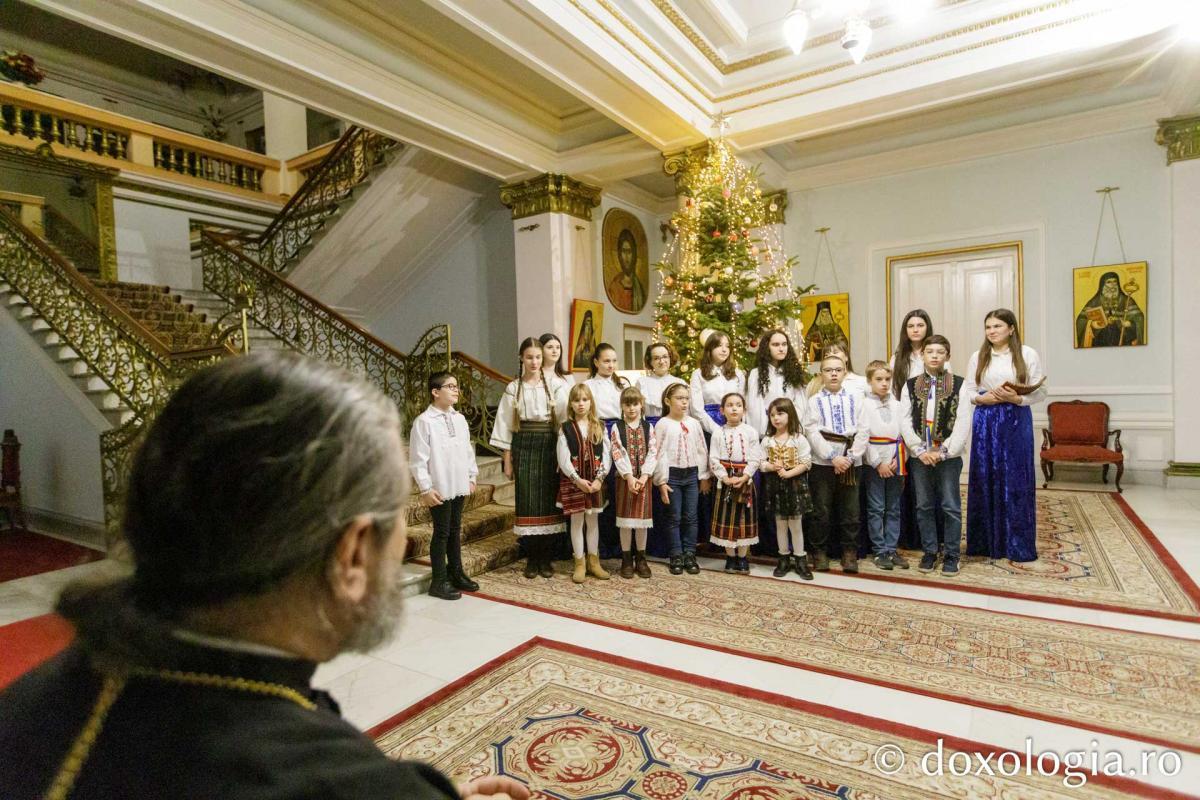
[890,245,1020,363]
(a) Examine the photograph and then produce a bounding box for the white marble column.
[500,174,601,344]
[262,92,308,160]
[1158,115,1200,486]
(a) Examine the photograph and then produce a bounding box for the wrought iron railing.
[229,126,401,274]
[44,206,100,275]
[200,229,507,448]
[0,209,227,545]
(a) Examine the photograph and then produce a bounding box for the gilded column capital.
[761,190,787,225]
[1155,114,1200,164]
[498,173,601,221]
[662,141,713,194]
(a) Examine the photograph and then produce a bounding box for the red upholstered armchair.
[1040,400,1124,492]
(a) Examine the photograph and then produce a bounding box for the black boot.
[428,532,461,600]
[773,555,790,578]
[537,536,555,578]
[522,537,538,579]
[447,528,479,592]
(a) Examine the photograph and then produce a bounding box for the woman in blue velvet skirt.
[963,309,1046,563]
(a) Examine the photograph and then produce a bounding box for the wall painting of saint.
[570,299,604,373]
[799,292,850,364]
[1072,262,1147,348]
[602,208,649,315]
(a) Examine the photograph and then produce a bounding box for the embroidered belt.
[869,436,908,476]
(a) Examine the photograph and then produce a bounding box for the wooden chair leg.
[1115,462,1124,494]
[1041,458,1050,489]
[1102,464,1110,484]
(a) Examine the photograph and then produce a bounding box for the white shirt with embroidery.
[556,420,612,481]
[489,376,569,451]
[610,417,659,479]
[745,365,807,436]
[803,388,869,466]
[652,415,712,484]
[410,405,479,498]
[637,372,686,418]
[584,376,627,420]
[709,422,764,479]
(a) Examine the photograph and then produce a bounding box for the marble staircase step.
[404,502,515,562]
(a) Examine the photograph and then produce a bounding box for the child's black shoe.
[794,557,814,580]
[684,552,701,574]
[773,556,790,577]
[724,556,736,573]
[872,553,893,570]
[738,556,750,573]
[669,555,684,575]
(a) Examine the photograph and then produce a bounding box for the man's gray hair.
[123,351,407,607]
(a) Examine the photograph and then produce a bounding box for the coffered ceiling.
[32,0,1200,202]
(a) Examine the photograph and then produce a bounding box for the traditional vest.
[562,420,604,479]
[614,418,653,478]
[906,372,964,446]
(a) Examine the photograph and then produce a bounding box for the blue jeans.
[864,469,904,555]
[910,456,963,559]
[664,466,699,556]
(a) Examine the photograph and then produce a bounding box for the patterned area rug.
[476,567,1200,753]
[820,491,1200,621]
[373,639,1175,799]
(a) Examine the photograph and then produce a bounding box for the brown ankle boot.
[572,557,587,584]
[634,551,652,578]
[586,553,610,580]
[841,552,859,573]
[619,551,635,579]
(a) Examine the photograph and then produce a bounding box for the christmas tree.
[654,136,815,376]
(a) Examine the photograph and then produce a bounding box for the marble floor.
[4,483,1199,796]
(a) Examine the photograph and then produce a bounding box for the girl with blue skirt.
[963,308,1046,563]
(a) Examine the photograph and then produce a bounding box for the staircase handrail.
[0,211,227,410]
[230,126,401,273]
[450,350,509,455]
[201,229,408,406]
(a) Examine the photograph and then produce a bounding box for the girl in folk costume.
[710,392,763,574]
[540,332,576,386]
[556,384,613,583]
[746,329,808,436]
[964,309,1046,563]
[610,386,658,578]
[803,355,869,573]
[688,332,744,437]
[637,342,686,424]
[490,337,568,579]
[584,343,628,555]
[804,341,867,399]
[760,397,814,580]
[654,383,712,576]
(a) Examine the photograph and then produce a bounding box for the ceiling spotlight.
[783,7,811,54]
[841,16,872,63]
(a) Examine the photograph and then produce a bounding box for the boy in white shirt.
[803,355,868,573]
[861,361,909,571]
[409,371,479,600]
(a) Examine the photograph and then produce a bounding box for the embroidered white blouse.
[488,376,569,451]
[555,421,612,481]
[745,365,807,437]
[543,367,576,387]
[652,416,712,484]
[610,418,659,479]
[803,388,869,466]
[962,345,1047,407]
[709,422,764,479]
[637,372,686,418]
[688,367,745,435]
[408,405,479,499]
[583,376,627,420]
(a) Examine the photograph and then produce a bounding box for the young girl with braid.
[490,337,569,579]
[584,343,628,556]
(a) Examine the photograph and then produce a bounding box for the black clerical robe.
[0,635,458,800]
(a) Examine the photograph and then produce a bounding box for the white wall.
[783,126,1173,477]
[0,306,107,530]
[366,205,516,366]
[114,187,277,289]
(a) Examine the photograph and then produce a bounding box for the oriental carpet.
[372,638,1182,799]
[475,565,1200,753]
